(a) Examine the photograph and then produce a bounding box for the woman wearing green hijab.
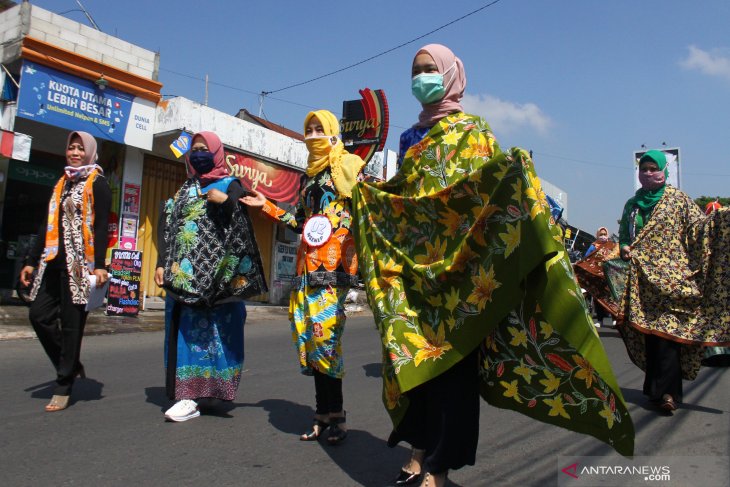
[618,150,730,413]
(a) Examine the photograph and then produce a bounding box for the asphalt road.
[1,317,728,487]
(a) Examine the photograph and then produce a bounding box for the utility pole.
[75,0,101,31]
[204,74,208,106]
[258,91,269,118]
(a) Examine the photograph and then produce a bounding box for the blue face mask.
[189,151,215,174]
[411,73,445,104]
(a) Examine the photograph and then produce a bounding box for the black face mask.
[189,151,215,174]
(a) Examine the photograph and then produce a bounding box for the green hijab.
[619,150,668,245]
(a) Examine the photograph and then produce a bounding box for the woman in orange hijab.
[241,110,365,444]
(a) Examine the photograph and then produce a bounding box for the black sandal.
[327,413,348,445]
[395,448,425,485]
[394,469,422,485]
[300,417,329,441]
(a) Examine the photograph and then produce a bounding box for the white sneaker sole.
[164,410,200,422]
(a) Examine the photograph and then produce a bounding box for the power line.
[533,151,730,177]
[159,0,507,126]
[262,0,505,95]
[533,151,630,170]
[160,67,316,109]
[160,66,411,131]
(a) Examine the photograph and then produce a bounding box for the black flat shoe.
[300,418,329,441]
[394,469,422,485]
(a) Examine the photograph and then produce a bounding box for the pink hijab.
[186,131,229,187]
[66,131,98,165]
[414,44,466,128]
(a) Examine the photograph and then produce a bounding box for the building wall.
[156,97,308,170]
[30,9,157,78]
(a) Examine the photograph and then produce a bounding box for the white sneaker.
[164,399,200,422]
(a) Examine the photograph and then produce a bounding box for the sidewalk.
[0,294,372,341]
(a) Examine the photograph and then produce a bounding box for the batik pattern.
[165,297,246,401]
[353,113,634,456]
[619,186,730,379]
[260,167,363,378]
[289,279,347,378]
[162,178,266,306]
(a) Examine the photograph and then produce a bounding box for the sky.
[29,0,730,233]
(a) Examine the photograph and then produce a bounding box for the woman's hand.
[239,189,267,208]
[93,268,109,286]
[154,267,164,287]
[19,265,35,287]
[205,188,228,205]
[620,245,632,261]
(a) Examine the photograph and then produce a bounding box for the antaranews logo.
[560,455,729,487]
[561,463,579,479]
[560,461,671,483]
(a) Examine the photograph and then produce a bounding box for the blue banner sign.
[16,61,155,150]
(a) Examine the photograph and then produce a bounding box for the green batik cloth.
[352,113,634,456]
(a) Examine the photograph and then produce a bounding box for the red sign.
[107,211,118,248]
[224,151,302,205]
[341,88,389,164]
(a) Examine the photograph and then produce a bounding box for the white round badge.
[302,214,333,248]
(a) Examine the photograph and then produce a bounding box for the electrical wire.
[160,67,316,109]
[533,151,730,177]
[263,0,504,95]
[160,1,505,122]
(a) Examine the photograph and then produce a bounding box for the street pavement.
[1,311,728,487]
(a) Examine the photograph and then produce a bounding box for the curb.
[0,304,372,341]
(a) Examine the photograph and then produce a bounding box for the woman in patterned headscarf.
[20,131,112,412]
[155,131,266,422]
[618,150,730,412]
[241,110,365,444]
[352,44,635,487]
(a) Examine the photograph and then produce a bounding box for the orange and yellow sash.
[44,170,99,269]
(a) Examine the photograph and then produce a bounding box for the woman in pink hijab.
[387,44,467,487]
[355,43,636,487]
[396,43,466,171]
[20,131,111,412]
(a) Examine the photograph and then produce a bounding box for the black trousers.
[313,370,343,415]
[29,267,88,396]
[643,334,683,402]
[388,348,481,475]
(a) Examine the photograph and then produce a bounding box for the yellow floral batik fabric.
[619,186,730,380]
[289,280,347,378]
[352,113,634,455]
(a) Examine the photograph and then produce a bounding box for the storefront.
[0,34,161,298]
[148,97,309,305]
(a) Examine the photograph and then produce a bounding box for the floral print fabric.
[259,167,363,378]
[352,113,634,456]
[165,297,245,401]
[289,279,347,378]
[162,178,266,306]
[261,168,360,288]
[619,186,730,379]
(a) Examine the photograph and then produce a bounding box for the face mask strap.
[442,62,457,91]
